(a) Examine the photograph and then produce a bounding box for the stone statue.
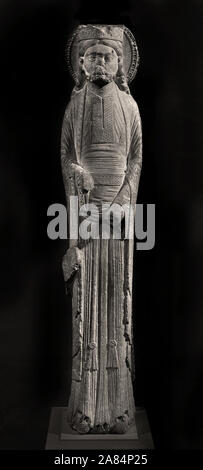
[61,24,142,435]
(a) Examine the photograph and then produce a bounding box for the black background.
[0,0,203,450]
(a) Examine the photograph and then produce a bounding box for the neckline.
[87,80,116,97]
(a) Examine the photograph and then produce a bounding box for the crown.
[77,24,124,43]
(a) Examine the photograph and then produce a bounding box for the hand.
[112,182,130,207]
[75,166,94,193]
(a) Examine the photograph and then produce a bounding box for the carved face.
[82,44,119,86]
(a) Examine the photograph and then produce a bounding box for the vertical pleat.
[94,239,110,425]
[90,240,99,422]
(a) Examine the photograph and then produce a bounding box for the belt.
[92,174,125,186]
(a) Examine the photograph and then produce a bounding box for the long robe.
[61,80,142,434]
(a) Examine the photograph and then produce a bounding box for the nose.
[96,55,105,65]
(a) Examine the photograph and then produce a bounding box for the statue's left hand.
[112,182,131,207]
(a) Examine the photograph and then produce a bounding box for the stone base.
[45,407,154,449]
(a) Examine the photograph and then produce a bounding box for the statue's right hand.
[75,167,94,193]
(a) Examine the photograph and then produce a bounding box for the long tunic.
[61,80,142,433]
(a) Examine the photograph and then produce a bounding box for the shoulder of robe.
[123,92,139,114]
[116,86,140,125]
[64,86,86,119]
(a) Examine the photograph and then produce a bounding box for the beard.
[88,65,114,86]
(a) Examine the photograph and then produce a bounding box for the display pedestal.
[45,407,154,449]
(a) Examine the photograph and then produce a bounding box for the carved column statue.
[61,24,142,435]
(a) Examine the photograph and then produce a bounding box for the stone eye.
[105,54,114,62]
[89,54,96,61]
